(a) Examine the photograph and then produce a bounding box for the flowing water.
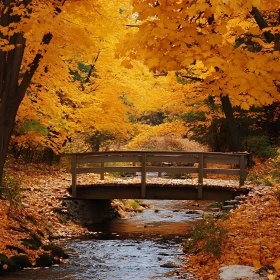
[5,200,213,280]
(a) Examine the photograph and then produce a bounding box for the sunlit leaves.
[118,0,280,110]
[4,0,134,153]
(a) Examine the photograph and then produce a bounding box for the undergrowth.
[247,149,280,187]
[183,216,228,258]
[0,173,23,217]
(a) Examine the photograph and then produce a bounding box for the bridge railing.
[71,151,248,198]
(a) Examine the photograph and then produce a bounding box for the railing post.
[133,162,136,177]
[198,154,204,184]
[141,153,147,198]
[100,162,105,180]
[203,161,207,178]
[239,155,245,186]
[198,154,204,199]
[71,154,77,198]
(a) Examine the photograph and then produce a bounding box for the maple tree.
[0,0,133,181]
[118,0,280,151]
[0,0,65,182]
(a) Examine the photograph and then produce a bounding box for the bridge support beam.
[71,154,77,198]
[74,185,249,201]
[141,153,147,198]
[197,185,203,199]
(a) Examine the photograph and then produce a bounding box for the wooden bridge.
[70,151,249,201]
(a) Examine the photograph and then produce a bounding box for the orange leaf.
[273,258,280,276]
[252,259,261,269]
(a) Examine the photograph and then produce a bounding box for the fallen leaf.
[252,259,262,269]
[273,258,280,275]
[267,271,277,280]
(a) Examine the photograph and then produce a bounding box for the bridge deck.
[73,178,250,201]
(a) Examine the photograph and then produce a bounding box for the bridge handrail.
[71,151,248,198]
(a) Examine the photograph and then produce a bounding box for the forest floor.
[0,156,279,278]
[183,158,280,279]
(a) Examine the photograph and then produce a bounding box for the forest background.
[0,0,280,278]
[0,0,279,173]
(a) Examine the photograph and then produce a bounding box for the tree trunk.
[0,0,55,183]
[0,28,27,183]
[251,6,279,51]
[220,95,242,152]
[251,6,275,43]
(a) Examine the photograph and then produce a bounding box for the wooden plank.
[204,168,240,175]
[69,150,248,158]
[147,166,198,173]
[197,185,203,199]
[203,161,207,179]
[198,154,204,184]
[239,155,246,186]
[133,162,136,177]
[100,162,104,180]
[76,166,141,174]
[76,155,142,164]
[141,153,147,198]
[71,154,77,198]
[204,155,240,165]
[74,151,248,164]
[75,184,249,200]
[146,155,198,163]
[71,150,248,156]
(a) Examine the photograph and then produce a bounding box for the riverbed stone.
[221,205,235,211]
[218,265,260,280]
[36,253,53,267]
[160,262,180,268]
[0,254,9,264]
[10,255,32,269]
[0,254,8,274]
[224,200,238,205]
[234,196,247,202]
[42,245,69,259]
[6,259,19,272]
[185,210,204,215]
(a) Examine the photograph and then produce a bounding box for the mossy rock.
[31,233,42,246]
[36,253,53,267]
[42,245,68,259]
[10,255,32,269]
[21,234,41,250]
[0,254,8,274]
[21,239,40,250]
[0,254,9,264]
[6,245,26,254]
[0,254,31,272]
[37,230,45,238]
[6,259,19,272]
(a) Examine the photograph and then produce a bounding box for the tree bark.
[251,6,275,43]
[0,1,57,183]
[251,6,279,51]
[220,95,242,152]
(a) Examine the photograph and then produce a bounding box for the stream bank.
[3,199,214,280]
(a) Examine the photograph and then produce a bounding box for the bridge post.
[198,154,204,199]
[133,162,136,177]
[141,153,147,198]
[239,155,246,186]
[71,154,77,198]
[198,154,204,184]
[100,162,105,180]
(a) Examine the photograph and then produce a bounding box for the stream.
[5,200,214,280]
